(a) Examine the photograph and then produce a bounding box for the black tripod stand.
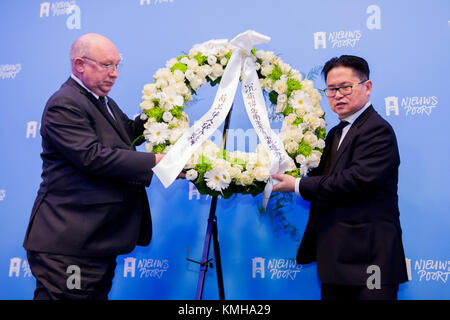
[187,104,234,300]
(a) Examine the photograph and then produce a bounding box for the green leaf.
[194,52,208,66]
[177,55,189,61]
[194,154,212,173]
[152,142,168,153]
[282,106,294,116]
[286,78,302,96]
[267,64,283,80]
[170,62,187,73]
[268,90,278,105]
[208,76,222,87]
[315,127,326,140]
[145,106,164,121]
[292,117,303,126]
[297,141,313,157]
[170,105,184,119]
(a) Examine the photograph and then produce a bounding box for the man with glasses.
[273,55,408,300]
[23,33,164,299]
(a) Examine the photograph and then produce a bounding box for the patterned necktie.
[99,96,116,122]
[322,120,349,174]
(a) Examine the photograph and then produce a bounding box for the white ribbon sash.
[152,30,291,208]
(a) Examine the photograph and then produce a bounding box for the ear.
[365,79,373,96]
[72,57,85,73]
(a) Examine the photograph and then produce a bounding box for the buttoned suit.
[297,105,408,286]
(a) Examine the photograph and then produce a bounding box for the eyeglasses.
[323,80,368,97]
[82,56,122,71]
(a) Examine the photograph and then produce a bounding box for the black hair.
[321,55,370,82]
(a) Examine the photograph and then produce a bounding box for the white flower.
[303,132,318,148]
[220,57,228,66]
[162,111,173,123]
[237,171,253,186]
[145,122,169,145]
[303,113,321,130]
[286,141,299,154]
[173,69,185,82]
[204,167,231,192]
[317,139,325,149]
[273,79,287,95]
[185,69,195,81]
[254,166,269,182]
[200,140,219,159]
[165,58,178,68]
[180,57,190,64]
[189,76,203,90]
[165,92,184,107]
[209,63,224,81]
[295,154,306,166]
[142,83,157,96]
[261,64,274,77]
[140,100,155,111]
[154,67,172,80]
[186,169,198,181]
[289,90,313,111]
[207,55,217,65]
[229,166,242,179]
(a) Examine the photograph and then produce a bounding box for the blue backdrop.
[0,0,449,300]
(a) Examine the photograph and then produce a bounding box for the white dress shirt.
[294,101,372,196]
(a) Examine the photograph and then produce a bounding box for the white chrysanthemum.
[164,92,184,108]
[273,79,287,95]
[145,122,169,145]
[204,167,231,192]
[289,90,313,111]
[186,169,198,181]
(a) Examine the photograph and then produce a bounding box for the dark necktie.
[99,96,116,122]
[322,120,349,174]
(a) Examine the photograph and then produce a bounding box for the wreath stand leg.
[194,103,233,300]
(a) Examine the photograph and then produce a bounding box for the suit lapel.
[66,78,132,145]
[330,105,375,173]
[107,98,133,146]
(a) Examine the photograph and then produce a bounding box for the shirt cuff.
[295,177,301,196]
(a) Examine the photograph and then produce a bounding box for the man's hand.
[154,154,185,179]
[271,173,296,193]
[155,153,164,165]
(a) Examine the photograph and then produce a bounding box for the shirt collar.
[341,101,371,125]
[71,73,101,100]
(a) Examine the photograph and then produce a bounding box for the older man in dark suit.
[273,55,408,300]
[23,33,164,299]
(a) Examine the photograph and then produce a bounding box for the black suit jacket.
[297,105,408,285]
[23,77,156,257]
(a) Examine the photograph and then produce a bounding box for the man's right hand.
[155,153,164,165]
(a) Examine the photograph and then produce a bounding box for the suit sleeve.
[41,101,155,187]
[300,122,399,203]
